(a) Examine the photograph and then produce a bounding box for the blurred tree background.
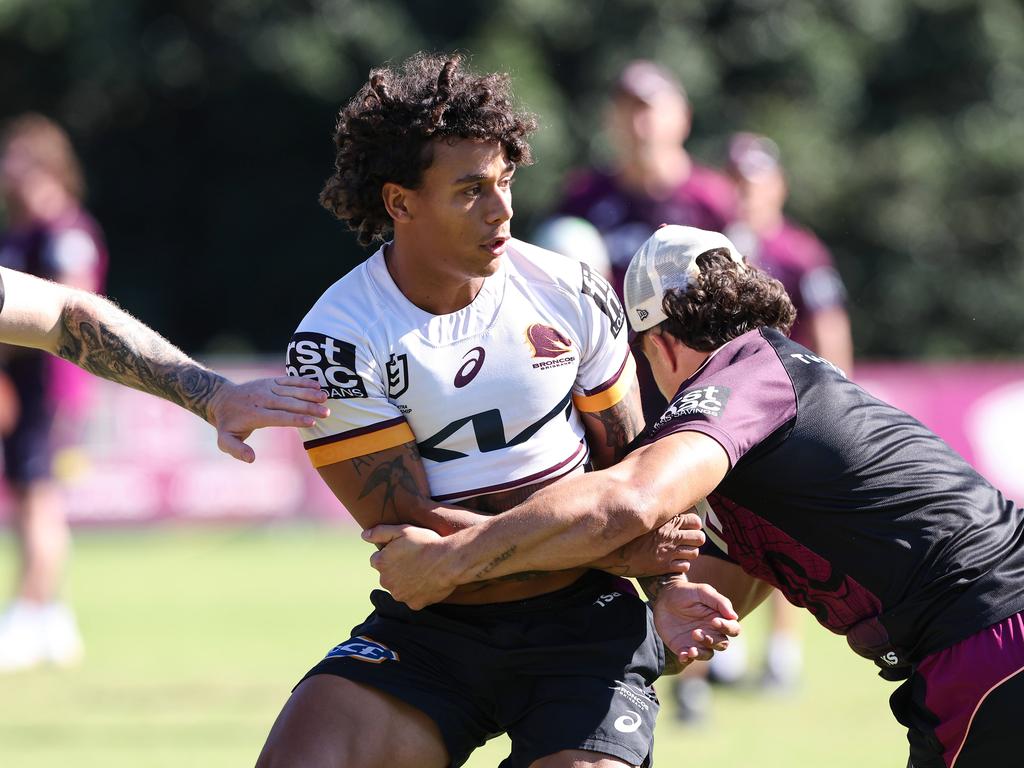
[1,0,1021,358]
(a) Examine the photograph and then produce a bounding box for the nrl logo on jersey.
[655,384,732,428]
[387,353,409,399]
[286,331,367,399]
[527,324,576,370]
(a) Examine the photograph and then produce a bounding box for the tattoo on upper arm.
[56,298,225,423]
[593,397,641,463]
[356,443,430,523]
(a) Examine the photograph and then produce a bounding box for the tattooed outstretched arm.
[0,266,328,461]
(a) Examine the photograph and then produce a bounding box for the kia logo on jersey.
[454,347,486,389]
[527,324,573,359]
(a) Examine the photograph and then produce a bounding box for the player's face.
[609,92,689,160]
[407,139,515,280]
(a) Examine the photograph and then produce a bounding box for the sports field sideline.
[0,525,904,767]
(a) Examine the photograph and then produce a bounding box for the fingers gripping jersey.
[287,240,633,502]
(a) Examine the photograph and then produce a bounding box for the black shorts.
[2,355,55,485]
[894,610,1024,768]
[300,571,665,768]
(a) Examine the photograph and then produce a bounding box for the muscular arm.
[578,374,643,470]
[0,267,329,461]
[366,430,729,605]
[316,442,491,536]
[1,266,227,421]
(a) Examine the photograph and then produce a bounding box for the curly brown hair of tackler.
[661,248,797,351]
[319,52,538,246]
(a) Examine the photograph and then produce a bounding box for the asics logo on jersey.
[527,324,573,359]
[325,636,399,664]
[387,353,409,398]
[655,385,732,428]
[454,347,486,388]
[286,332,367,399]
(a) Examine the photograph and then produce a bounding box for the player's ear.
[382,182,414,223]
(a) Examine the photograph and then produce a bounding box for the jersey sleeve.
[571,262,635,413]
[647,338,796,466]
[285,320,412,468]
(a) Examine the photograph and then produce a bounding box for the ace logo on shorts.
[325,636,400,664]
[286,332,368,399]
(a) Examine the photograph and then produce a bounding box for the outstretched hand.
[364,524,457,609]
[209,376,329,462]
[654,578,741,671]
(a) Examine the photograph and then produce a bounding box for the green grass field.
[0,526,906,767]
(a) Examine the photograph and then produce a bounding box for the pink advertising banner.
[0,359,1021,524]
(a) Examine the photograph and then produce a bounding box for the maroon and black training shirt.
[642,327,1024,677]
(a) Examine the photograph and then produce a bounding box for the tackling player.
[370,225,1024,768]
[262,54,726,768]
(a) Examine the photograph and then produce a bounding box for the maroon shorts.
[892,611,1024,767]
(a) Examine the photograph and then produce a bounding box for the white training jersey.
[286,238,634,502]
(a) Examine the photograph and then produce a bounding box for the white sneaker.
[39,603,84,667]
[0,601,47,672]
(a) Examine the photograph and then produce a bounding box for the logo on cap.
[637,308,649,322]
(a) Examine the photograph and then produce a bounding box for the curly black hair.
[319,52,537,245]
[661,248,796,351]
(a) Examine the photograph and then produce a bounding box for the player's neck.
[384,241,486,316]
[619,149,690,200]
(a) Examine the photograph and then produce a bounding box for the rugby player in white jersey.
[0,265,328,461]
[260,54,734,768]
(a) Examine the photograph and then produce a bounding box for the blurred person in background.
[532,215,614,281]
[0,113,108,671]
[557,60,738,725]
[706,133,855,695]
[724,133,852,372]
[557,59,735,427]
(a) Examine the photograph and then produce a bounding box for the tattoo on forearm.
[56,297,226,423]
[473,545,517,580]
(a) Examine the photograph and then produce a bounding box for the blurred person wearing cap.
[717,132,854,695]
[368,225,1024,768]
[725,132,852,372]
[0,113,110,671]
[557,60,735,426]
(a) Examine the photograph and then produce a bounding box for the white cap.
[532,216,613,280]
[623,225,745,332]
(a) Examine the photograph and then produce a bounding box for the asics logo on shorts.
[614,711,643,734]
[325,636,399,664]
